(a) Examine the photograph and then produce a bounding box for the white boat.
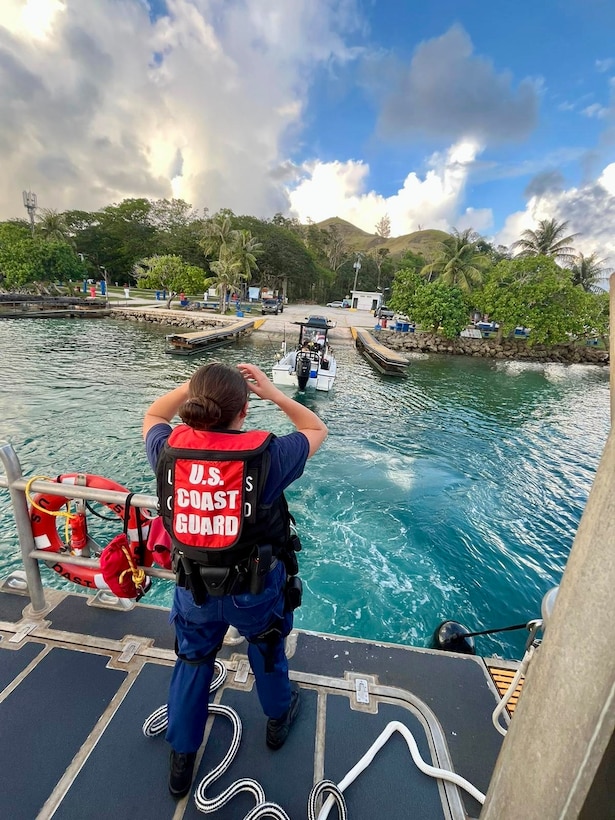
[272,315,337,391]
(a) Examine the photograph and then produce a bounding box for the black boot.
[168,750,196,798]
[266,686,301,750]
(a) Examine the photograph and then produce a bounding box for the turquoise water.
[0,317,610,659]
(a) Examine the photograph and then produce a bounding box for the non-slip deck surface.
[0,587,505,819]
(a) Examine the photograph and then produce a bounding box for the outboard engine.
[296,354,311,390]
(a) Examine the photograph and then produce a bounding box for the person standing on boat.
[142,362,327,798]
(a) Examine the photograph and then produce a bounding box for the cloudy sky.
[2,0,615,260]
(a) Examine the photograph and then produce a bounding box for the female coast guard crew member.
[143,362,327,798]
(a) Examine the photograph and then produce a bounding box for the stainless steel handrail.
[0,441,174,612]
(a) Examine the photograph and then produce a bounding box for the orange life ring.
[29,473,152,590]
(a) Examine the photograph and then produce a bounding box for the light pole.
[22,190,37,236]
[352,253,362,310]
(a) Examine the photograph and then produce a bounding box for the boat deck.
[0,584,508,819]
[353,328,410,374]
[165,319,260,355]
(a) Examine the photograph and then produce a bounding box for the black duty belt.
[177,547,278,602]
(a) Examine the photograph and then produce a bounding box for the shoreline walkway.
[115,299,377,347]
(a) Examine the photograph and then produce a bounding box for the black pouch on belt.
[179,555,208,606]
[285,575,303,611]
[282,533,302,576]
[249,543,273,595]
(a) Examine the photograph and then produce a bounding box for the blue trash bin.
[236,310,244,317]
[155,291,161,300]
[401,322,410,332]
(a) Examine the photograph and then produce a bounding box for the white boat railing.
[0,440,174,613]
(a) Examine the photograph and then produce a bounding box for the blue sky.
[1,0,615,259]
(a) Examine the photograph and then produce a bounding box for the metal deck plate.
[0,587,503,819]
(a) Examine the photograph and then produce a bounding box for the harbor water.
[0,317,609,659]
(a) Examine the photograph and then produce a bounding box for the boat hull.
[272,351,337,391]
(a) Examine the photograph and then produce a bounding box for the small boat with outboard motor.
[272,315,337,391]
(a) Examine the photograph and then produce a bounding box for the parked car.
[261,298,280,315]
[374,305,395,319]
[326,300,350,308]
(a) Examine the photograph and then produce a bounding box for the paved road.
[119,298,378,347]
[251,303,377,346]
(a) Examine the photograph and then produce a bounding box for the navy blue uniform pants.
[166,560,293,753]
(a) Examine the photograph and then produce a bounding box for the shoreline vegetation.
[0,293,608,366]
[106,305,609,366]
[1,209,611,364]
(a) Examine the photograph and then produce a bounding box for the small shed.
[350,290,384,311]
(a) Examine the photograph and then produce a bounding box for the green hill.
[315,217,448,261]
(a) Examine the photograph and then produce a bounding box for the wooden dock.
[165,318,262,355]
[352,327,410,374]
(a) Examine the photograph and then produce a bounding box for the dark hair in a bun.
[179,363,248,430]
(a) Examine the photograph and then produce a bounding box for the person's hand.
[237,363,277,400]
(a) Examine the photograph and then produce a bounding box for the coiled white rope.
[142,660,292,817]
[316,720,486,820]
[141,659,227,737]
[308,780,347,820]
[143,662,484,818]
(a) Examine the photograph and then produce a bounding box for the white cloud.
[497,163,615,262]
[288,139,490,235]
[0,0,360,219]
[599,162,615,195]
[582,103,608,119]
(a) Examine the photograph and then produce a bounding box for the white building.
[350,290,385,311]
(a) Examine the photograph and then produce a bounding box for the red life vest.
[156,426,289,566]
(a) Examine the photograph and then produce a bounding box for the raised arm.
[237,363,327,458]
[142,380,190,440]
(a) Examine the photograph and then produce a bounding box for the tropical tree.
[135,255,207,308]
[36,209,72,244]
[369,246,390,289]
[200,212,235,260]
[322,224,347,272]
[231,229,262,286]
[420,228,491,292]
[206,246,246,314]
[375,214,391,239]
[200,213,262,309]
[411,281,470,337]
[389,267,423,317]
[511,218,577,263]
[0,221,86,291]
[580,290,609,348]
[96,198,157,280]
[232,215,320,300]
[481,256,587,345]
[568,252,611,293]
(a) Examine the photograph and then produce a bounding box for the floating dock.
[353,327,410,374]
[165,318,262,355]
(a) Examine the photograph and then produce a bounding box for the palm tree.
[232,229,262,284]
[200,214,234,259]
[36,209,72,244]
[207,246,245,314]
[201,215,261,308]
[511,218,577,263]
[420,228,491,293]
[569,252,611,293]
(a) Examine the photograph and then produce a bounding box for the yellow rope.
[118,542,147,591]
[25,475,74,546]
